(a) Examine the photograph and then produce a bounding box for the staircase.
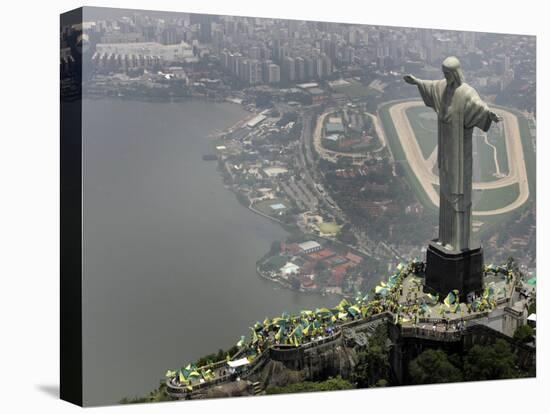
[251,381,264,395]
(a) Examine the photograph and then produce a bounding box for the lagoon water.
[82,99,339,405]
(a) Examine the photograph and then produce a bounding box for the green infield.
[473,130,498,182]
[486,121,509,175]
[319,221,341,235]
[406,105,502,183]
[473,183,520,212]
[405,106,437,159]
[494,105,536,198]
[379,101,438,214]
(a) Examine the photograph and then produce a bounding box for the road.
[298,110,343,219]
[296,109,376,255]
[386,100,530,216]
[367,112,388,153]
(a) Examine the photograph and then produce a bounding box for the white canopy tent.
[227,358,250,369]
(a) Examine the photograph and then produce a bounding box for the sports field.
[253,198,290,217]
[319,222,341,235]
[379,100,533,220]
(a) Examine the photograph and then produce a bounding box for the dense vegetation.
[408,339,534,385]
[266,376,354,395]
[353,324,391,388]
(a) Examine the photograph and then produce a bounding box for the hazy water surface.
[82,99,339,405]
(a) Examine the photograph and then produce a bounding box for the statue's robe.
[416,79,493,251]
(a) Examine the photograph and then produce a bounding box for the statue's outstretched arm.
[405,75,439,110]
[403,74,420,85]
[489,111,502,122]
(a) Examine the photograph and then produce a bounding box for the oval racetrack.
[386,100,529,216]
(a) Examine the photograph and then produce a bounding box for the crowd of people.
[166,259,516,391]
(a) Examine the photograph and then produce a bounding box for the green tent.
[291,324,303,339]
[236,335,246,348]
[275,326,285,342]
[347,305,360,317]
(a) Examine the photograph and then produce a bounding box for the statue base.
[425,241,483,299]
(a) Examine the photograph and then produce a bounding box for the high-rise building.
[190,14,213,43]
[220,50,230,69]
[320,38,330,56]
[329,40,338,61]
[161,27,178,45]
[288,20,299,38]
[249,46,261,60]
[461,31,476,52]
[343,46,355,65]
[345,29,357,45]
[271,38,281,62]
[268,63,281,83]
[315,55,324,78]
[236,56,247,79]
[247,59,263,85]
[321,53,332,77]
[304,56,315,79]
[282,56,296,82]
[295,56,306,81]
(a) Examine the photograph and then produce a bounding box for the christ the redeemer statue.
[404,56,502,252]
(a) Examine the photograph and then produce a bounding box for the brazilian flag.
[236,335,246,348]
[291,324,303,339]
[275,326,284,342]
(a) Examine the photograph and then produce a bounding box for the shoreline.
[221,166,368,299]
[211,107,384,297]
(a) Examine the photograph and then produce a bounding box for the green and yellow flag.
[236,335,246,348]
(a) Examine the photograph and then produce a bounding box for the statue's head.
[442,56,465,86]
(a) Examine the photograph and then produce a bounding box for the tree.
[463,339,520,381]
[266,376,354,395]
[408,349,463,384]
[353,351,371,388]
[353,324,391,387]
[255,91,273,108]
[337,227,358,245]
[513,324,534,343]
[528,297,536,315]
[314,260,327,273]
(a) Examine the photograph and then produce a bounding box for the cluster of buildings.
[262,240,365,295]
[322,108,375,151]
[215,108,312,215]
[77,11,535,113]
[71,9,536,279]
[91,40,197,71]
[220,49,333,85]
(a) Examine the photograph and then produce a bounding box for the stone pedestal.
[425,241,483,298]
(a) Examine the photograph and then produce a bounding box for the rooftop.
[298,241,321,251]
